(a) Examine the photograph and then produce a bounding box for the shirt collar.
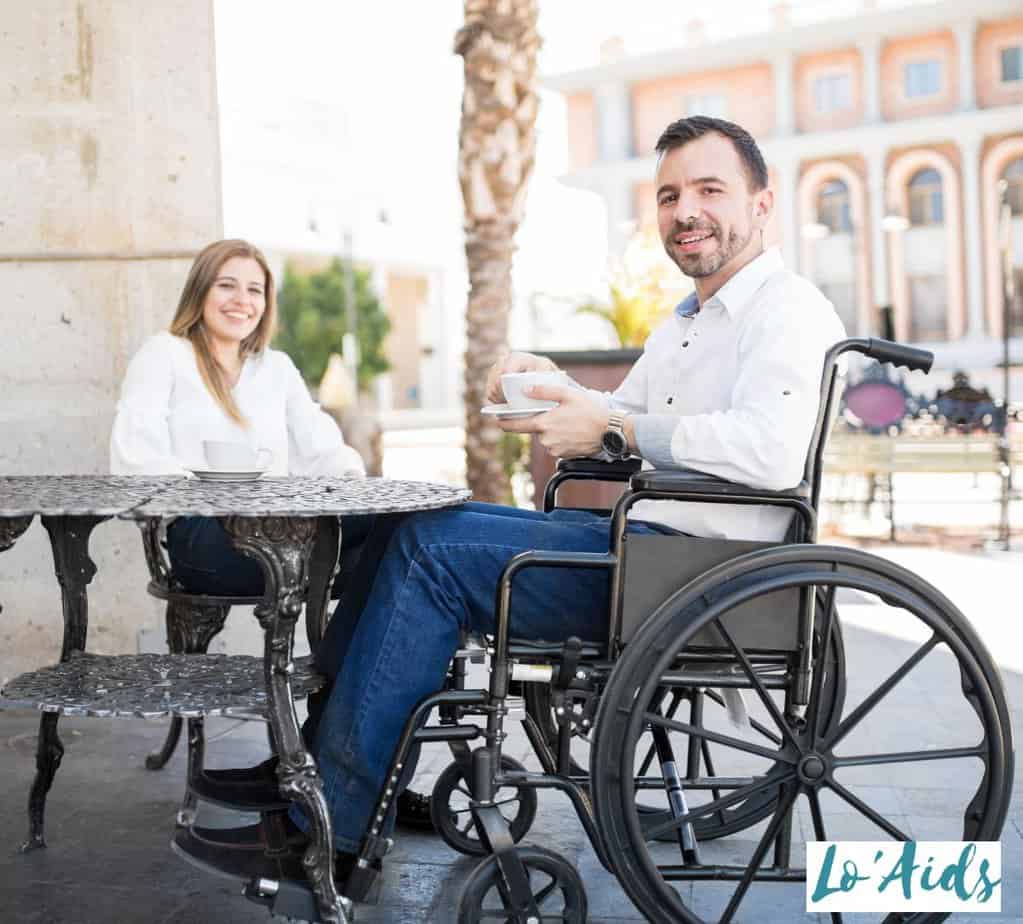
[673,247,784,319]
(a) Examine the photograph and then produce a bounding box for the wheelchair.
[251,338,1015,923]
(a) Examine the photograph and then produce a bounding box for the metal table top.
[125,476,471,518]
[0,475,179,517]
[0,475,470,519]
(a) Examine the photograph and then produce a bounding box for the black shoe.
[395,788,434,831]
[200,757,437,832]
[194,756,287,812]
[177,815,381,907]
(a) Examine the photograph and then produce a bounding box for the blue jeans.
[293,501,680,852]
[165,514,382,598]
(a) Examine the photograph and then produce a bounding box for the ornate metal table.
[0,475,470,924]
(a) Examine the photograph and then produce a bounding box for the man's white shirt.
[590,247,846,541]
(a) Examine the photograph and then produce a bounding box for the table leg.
[225,515,350,924]
[21,515,107,852]
[305,516,341,648]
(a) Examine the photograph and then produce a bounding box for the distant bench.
[822,419,1022,542]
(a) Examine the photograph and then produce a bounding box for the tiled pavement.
[1,543,1021,922]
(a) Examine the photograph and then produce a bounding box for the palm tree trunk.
[455,0,540,502]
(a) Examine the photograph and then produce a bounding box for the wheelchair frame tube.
[484,550,616,803]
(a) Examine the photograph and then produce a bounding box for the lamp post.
[997,179,1015,549]
[341,229,360,387]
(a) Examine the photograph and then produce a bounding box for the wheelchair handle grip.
[862,338,933,374]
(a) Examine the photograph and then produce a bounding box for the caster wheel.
[430,754,537,857]
[457,846,587,923]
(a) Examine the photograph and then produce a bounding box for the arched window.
[816,179,852,233]
[1004,158,1023,217]
[908,168,944,226]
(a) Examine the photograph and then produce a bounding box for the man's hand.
[485,351,559,405]
[499,384,610,459]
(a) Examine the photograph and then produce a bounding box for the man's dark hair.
[655,116,769,192]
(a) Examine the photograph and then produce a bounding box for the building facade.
[545,0,1023,386]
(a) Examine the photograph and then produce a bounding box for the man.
[187,116,845,888]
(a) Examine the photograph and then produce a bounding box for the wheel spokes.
[712,618,802,752]
[644,711,794,764]
[826,633,939,750]
[825,778,911,841]
[718,782,800,924]
[806,582,837,739]
[834,745,985,768]
[642,768,795,842]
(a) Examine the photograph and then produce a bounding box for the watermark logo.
[807,841,1001,913]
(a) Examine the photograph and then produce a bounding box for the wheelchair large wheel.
[591,545,1013,924]
[525,594,846,843]
[456,846,587,923]
[431,754,537,856]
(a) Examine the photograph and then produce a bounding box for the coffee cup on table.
[202,440,273,471]
[499,371,580,409]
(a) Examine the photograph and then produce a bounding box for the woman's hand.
[485,351,559,405]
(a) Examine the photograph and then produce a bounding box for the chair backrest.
[805,338,934,511]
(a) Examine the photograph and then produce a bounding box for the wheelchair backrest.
[619,534,799,647]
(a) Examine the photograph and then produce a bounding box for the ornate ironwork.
[23,712,63,852]
[0,515,33,619]
[221,514,348,918]
[0,652,324,717]
[165,598,230,654]
[0,475,176,517]
[125,475,470,519]
[0,515,32,552]
[1,473,469,921]
[929,371,999,433]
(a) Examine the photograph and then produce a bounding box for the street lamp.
[341,229,360,386]
[997,178,1015,549]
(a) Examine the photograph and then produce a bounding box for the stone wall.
[0,1,223,684]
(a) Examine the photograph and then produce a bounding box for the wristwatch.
[601,410,630,460]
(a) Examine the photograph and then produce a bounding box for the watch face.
[602,429,628,457]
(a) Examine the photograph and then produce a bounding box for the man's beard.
[665,221,754,279]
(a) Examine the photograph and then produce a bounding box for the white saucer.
[186,467,269,483]
[481,402,555,419]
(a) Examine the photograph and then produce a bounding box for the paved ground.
[1,542,1021,923]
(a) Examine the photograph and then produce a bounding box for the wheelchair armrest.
[555,457,643,480]
[629,469,811,500]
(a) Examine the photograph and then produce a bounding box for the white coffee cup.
[500,371,579,408]
[203,440,273,471]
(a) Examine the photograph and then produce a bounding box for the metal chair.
[138,515,340,824]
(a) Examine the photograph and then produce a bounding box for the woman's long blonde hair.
[169,239,277,425]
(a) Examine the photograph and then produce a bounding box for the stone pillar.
[956,19,977,112]
[867,149,889,314]
[960,135,986,338]
[773,51,795,136]
[605,180,638,257]
[859,35,882,124]
[776,159,801,271]
[0,1,222,681]
[595,79,632,162]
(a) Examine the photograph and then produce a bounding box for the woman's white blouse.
[110,332,365,477]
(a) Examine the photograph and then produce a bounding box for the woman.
[110,238,368,595]
[110,239,435,829]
